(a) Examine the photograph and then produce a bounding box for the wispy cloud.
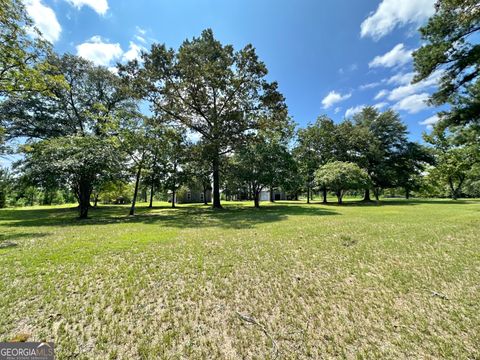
[359,82,380,90]
[393,93,430,113]
[360,0,435,40]
[24,0,61,43]
[321,91,351,109]
[369,43,412,68]
[386,72,415,86]
[419,115,439,129]
[65,0,109,15]
[374,89,388,100]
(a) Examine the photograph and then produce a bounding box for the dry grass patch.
[0,200,479,358]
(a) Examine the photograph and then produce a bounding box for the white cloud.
[393,93,430,113]
[345,105,365,118]
[345,102,390,118]
[134,35,146,44]
[388,70,442,101]
[386,72,414,85]
[359,82,380,90]
[338,64,358,75]
[133,27,148,44]
[374,89,388,100]
[24,0,61,43]
[66,0,109,15]
[369,43,412,68]
[360,0,435,40]
[122,42,145,62]
[419,115,439,129]
[321,91,351,109]
[374,102,389,110]
[334,107,341,114]
[76,36,123,66]
[136,26,147,35]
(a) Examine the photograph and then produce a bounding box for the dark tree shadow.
[0,232,49,251]
[307,198,479,207]
[0,203,339,230]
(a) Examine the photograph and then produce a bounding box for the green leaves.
[424,127,480,199]
[0,0,63,96]
[315,161,370,195]
[413,0,480,136]
[232,140,294,194]
[121,29,290,207]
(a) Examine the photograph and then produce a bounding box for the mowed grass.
[0,199,479,359]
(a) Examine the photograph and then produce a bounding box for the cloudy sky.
[24,0,442,141]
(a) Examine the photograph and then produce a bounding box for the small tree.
[232,140,293,208]
[118,115,156,216]
[394,142,434,199]
[315,161,369,204]
[19,136,123,217]
[351,107,409,201]
[184,143,212,205]
[159,128,190,208]
[294,116,336,204]
[424,129,479,200]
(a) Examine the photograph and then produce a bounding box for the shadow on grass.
[0,203,339,230]
[0,232,49,252]
[308,198,479,207]
[1,198,477,230]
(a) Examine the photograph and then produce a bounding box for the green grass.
[0,199,479,359]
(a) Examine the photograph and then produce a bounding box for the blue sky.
[23,0,442,141]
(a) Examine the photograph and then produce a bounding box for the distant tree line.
[0,0,479,216]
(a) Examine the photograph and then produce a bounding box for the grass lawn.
[0,199,479,359]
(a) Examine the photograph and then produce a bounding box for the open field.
[0,200,479,359]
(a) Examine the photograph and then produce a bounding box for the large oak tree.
[120,29,289,208]
[1,54,135,218]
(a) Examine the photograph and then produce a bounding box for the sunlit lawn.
[0,199,479,359]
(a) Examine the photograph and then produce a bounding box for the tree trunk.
[363,188,371,202]
[307,186,310,204]
[254,191,260,208]
[405,188,410,200]
[449,176,464,200]
[322,188,327,204]
[129,165,142,216]
[94,194,99,208]
[203,186,208,205]
[336,190,343,205]
[294,192,298,201]
[373,188,380,203]
[171,188,176,208]
[149,181,154,208]
[78,180,92,219]
[270,187,274,202]
[212,153,222,208]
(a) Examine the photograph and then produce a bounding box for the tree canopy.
[315,161,369,204]
[120,29,290,208]
[1,54,135,218]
